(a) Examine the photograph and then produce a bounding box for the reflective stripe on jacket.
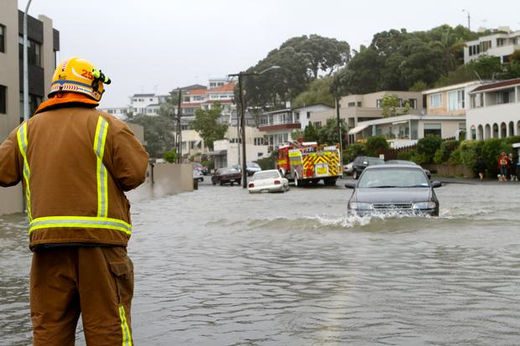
[0,105,149,249]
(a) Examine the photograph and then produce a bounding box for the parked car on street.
[248,169,289,193]
[345,165,441,216]
[343,162,354,175]
[351,156,385,179]
[211,167,242,186]
[193,168,204,182]
[234,162,262,176]
[386,160,432,179]
[192,162,209,175]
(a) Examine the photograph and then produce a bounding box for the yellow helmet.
[49,57,111,102]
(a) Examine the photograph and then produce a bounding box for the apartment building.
[464,29,520,64]
[0,0,60,215]
[466,78,520,140]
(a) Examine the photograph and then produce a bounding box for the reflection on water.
[1,181,519,345]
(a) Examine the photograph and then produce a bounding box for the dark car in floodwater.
[211,167,242,186]
[346,165,441,216]
[352,156,385,179]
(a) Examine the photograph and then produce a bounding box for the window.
[430,93,442,108]
[408,98,417,109]
[376,99,382,108]
[348,102,356,107]
[18,37,42,66]
[481,40,492,52]
[0,25,5,53]
[497,38,506,47]
[306,111,311,119]
[357,102,362,107]
[471,93,483,108]
[424,123,441,137]
[448,90,464,111]
[0,85,6,114]
[19,92,42,117]
[496,89,515,104]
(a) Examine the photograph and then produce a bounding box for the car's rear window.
[253,171,279,180]
[358,168,428,188]
[368,158,385,165]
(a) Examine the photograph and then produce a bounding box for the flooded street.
[1,179,520,345]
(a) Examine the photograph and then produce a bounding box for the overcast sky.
[21,0,520,107]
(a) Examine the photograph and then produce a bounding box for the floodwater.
[1,178,519,345]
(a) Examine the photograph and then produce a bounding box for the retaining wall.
[0,164,193,216]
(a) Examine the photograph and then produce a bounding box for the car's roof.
[365,164,423,170]
[254,169,277,174]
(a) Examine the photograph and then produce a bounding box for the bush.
[409,152,429,165]
[482,138,512,175]
[163,148,177,163]
[397,149,415,161]
[202,159,214,171]
[417,136,443,163]
[345,143,366,162]
[433,139,459,164]
[257,150,278,170]
[365,135,390,156]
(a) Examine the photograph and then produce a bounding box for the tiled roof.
[471,78,520,92]
[188,88,208,95]
[208,83,235,93]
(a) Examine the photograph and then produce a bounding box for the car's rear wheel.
[237,180,241,186]
[220,180,223,186]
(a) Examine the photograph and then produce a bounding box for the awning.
[391,120,408,125]
[348,124,369,135]
[208,150,227,157]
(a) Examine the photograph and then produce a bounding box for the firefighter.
[0,57,149,345]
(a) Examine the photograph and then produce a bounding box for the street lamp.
[23,0,33,122]
[462,9,471,31]
[228,65,281,188]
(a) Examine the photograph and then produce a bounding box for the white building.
[464,29,520,64]
[292,104,334,129]
[129,93,169,116]
[210,127,268,169]
[466,77,520,140]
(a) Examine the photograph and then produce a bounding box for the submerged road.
[1,178,519,345]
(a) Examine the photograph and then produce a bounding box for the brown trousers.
[30,246,134,345]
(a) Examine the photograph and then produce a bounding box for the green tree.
[416,136,443,163]
[292,77,335,108]
[316,118,347,145]
[190,103,228,151]
[303,122,319,141]
[127,115,175,158]
[365,135,390,156]
[345,143,366,162]
[163,148,177,163]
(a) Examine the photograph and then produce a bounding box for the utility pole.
[228,66,281,188]
[335,96,343,165]
[176,88,182,163]
[236,107,241,166]
[23,0,33,122]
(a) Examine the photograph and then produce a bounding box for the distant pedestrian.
[476,157,486,181]
[508,153,517,181]
[497,152,509,182]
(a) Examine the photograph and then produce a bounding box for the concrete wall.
[126,163,193,202]
[0,184,24,215]
[0,0,21,142]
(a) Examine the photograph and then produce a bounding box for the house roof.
[291,103,334,111]
[471,78,520,93]
[132,93,155,97]
[208,83,235,93]
[188,88,208,95]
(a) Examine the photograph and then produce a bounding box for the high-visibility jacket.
[0,95,149,249]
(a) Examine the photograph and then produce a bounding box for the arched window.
[477,125,484,140]
[500,122,507,138]
[493,123,499,138]
[485,124,491,139]
[470,125,476,140]
[509,121,515,137]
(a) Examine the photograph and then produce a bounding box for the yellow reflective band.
[119,305,132,346]
[17,123,32,221]
[93,116,109,217]
[28,216,132,235]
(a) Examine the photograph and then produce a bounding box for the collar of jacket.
[35,93,99,115]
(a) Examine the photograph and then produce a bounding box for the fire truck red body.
[276,142,342,186]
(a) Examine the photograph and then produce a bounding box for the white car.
[248,170,289,193]
[192,168,204,182]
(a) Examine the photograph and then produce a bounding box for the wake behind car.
[345,165,442,216]
[248,170,289,193]
[352,156,385,179]
[211,167,242,186]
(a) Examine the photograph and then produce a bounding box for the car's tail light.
[248,183,254,188]
[274,180,281,185]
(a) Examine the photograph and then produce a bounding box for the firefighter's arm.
[0,129,22,187]
[109,123,149,192]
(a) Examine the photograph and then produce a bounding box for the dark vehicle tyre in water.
[353,170,359,180]
[324,178,337,186]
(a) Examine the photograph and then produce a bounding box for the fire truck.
[276,142,342,186]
